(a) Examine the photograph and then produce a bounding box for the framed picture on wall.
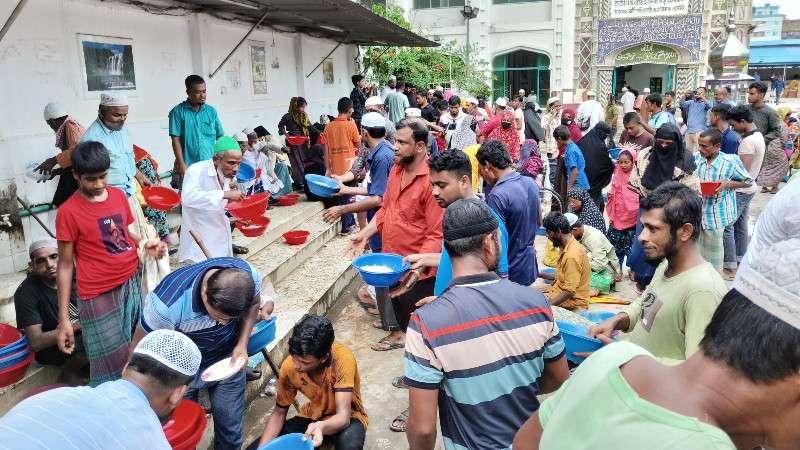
[77,34,136,93]
[250,40,268,95]
[323,59,334,85]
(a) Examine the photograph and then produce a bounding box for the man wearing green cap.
[179,136,245,263]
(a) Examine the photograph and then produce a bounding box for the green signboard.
[615,43,679,66]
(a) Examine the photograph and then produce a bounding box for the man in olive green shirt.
[565,213,621,281]
[588,183,725,362]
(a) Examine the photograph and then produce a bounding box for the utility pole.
[461,2,479,80]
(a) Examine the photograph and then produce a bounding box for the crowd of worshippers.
[3,71,800,450]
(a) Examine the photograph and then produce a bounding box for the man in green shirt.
[385,81,410,125]
[565,213,621,281]
[587,182,726,363]
[169,75,225,178]
[513,238,800,450]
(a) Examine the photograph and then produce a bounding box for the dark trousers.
[246,417,366,450]
[393,277,436,331]
[338,179,358,232]
[288,146,306,188]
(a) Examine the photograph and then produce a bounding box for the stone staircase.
[0,198,359,421]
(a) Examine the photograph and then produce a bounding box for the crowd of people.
[1,70,800,450]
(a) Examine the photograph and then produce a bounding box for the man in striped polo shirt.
[404,199,569,450]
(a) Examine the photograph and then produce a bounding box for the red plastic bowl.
[0,352,34,388]
[286,135,308,146]
[142,186,181,211]
[225,192,270,219]
[235,216,271,237]
[0,324,22,347]
[163,399,205,445]
[171,411,207,450]
[277,195,299,206]
[283,230,310,245]
[700,181,722,197]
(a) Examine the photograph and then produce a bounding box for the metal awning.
[175,0,438,47]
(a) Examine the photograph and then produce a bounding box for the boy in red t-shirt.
[55,141,167,386]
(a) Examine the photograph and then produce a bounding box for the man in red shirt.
[324,97,361,233]
[55,141,167,386]
[348,119,444,351]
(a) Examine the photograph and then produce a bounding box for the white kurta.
[179,159,233,263]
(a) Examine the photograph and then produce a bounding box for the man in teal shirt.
[169,75,225,177]
[385,81,410,125]
[79,91,140,197]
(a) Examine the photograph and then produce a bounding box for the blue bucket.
[579,310,616,324]
[236,162,256,184]
[258,433,313,450]
[608,147,621,160]
[247,317,277,356]
[304,174,340,198]
[556,320,604,364]
[352,253,409,288]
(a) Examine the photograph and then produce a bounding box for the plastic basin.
[352,253,410,288]
[0,352,34,388]
[556,320,604,364]
[142,186,181,211]
[226,192,270,219]
[0,324,22,347]
[540,267,555,285]
[237,162,256,184]
[304,174,340,198]
[286,135,308,146]
[236,216,271,237]
[579,310,616,324]
[282,230,310,245]
[608,147,621,160]
[536,227,546,236]
[259,433,314,450]
[700,181,721,197]
[171,412,207,450]
[0,347,31,369]
[163,399,205,446]
[247,317,277,356]
[0,336,28,356]
[277,195,299,206]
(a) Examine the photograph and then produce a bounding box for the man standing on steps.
[169,74,225,188]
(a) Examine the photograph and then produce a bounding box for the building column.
[675,64,700,94]
[596,67,614,107]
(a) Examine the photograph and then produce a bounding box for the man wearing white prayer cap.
[364,95,396,143]
[0,329,201,449]
[577,88,604,134]
[519,239,800,450]
[405,107,422,118]
[381,75,397,102]
[38,102,87,206]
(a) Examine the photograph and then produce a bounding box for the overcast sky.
[753,0,800,19]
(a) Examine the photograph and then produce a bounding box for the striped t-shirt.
[404,272,565,450]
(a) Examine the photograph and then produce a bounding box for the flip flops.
[389,409,409,432]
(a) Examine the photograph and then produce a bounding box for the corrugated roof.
[749,39,800,66]
[175,0,438,47]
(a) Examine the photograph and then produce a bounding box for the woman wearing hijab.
[568,187,607,234]
[627,123,699,288]
[278,97,312,190]
[561,107,583,144]
[449,113,477,151]
[576,122,614,212]
[488,110,521,161]
[606,149,639,275]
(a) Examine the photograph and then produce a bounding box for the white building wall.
[0,0,358,273]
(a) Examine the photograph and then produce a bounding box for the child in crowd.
[606,149,639,281]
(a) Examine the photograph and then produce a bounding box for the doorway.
[492,50,550,105]
[615,64,674,95]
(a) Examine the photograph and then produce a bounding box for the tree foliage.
[363,4,491,98]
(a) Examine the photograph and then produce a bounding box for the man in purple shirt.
[477,140,541,285]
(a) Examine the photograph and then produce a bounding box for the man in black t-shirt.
[14,239,86,383]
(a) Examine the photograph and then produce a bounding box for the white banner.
[611,0,689,18]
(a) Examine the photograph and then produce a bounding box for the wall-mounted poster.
[250,41,268,95]
[323,59,334,85]
[77,34,136,92]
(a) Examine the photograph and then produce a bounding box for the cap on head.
[547,96,560,106]
[361,112,385,129]
[586,90,596,98]
[443,198,499,242]
[388,75,397,81]
[100,92,129,107]
[43,102,67,121]
[643,88,651,93]
[213,136,240,154]
[365,96,383,108]
[133,330,201,377]
[242,127,255,135]
[495,97,508,108]
[405,107,421,118]
[29,238,57,257]
[563,212,581,228]
[465,97,479,105]
[233,132,248,143]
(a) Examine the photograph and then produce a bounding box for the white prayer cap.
[29,238,57,256]
[233,132,248,143]
[621,86,628,92]
[547,96,560,106]
[133,329,201,377]
[43,102,67,121]
[100,91,129,107]
[242,127,255,135]
[405,107,421,118]
[428,89,435,95]
[388,75,397,81]
[586,90,596,97]
[732,239,800,331]
[563,213,580,227]
[465,97,479,105]
[365,96,384,107]
[361,112,385,128]
[643,88,651,93]
[495,97,508,108]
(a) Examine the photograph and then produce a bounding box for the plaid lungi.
[79,270,143,386]
[699,228,724,271]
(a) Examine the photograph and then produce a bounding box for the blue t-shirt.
[720,127,741,155]
[434,208,509,296]
[366,140,395,251]
[563,142,590,190]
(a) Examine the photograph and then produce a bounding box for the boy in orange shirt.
[324,97,361,234]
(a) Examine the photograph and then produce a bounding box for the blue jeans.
[722,192,754,270]
[185,368,246,450]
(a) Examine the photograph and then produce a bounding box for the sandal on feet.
[392,376,409,389]
[389,409,409,432]
[365,307,379,316]
[371,337,404,351]
[371,320,384,330]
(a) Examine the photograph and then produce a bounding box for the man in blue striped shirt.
[404,199,569,450]
[0,330,201,450]
[132,257,264,450]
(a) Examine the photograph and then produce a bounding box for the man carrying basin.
[179,136,246,263]
[131,256,270,450]
[0,330,202,449]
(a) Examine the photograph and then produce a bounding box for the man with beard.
[0,330,201,449]
[179,136,245,263]
[538,212,591,311]
[587,182,726,362]
[38,102,86,206]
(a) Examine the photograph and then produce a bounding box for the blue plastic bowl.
[536,227,546,236]
[304,174,340,198]
[579,310,616,324]
[0,347,30,369]
[352,253,409,288]
[0,336,28,356]
[540,267,555,285]
[608,147,621,160]
[247,317,277,356]
[556,320,603,364]
[258,433,313,450]
[236,162,256,184]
